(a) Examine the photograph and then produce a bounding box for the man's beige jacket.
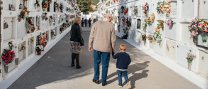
[88,21,116,52]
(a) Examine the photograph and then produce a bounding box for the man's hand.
[88,47,93,52]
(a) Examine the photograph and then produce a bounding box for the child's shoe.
[118,83,122,88]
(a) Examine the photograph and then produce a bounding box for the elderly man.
[88,14,116,86]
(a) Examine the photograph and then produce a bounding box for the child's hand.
[112,51,115,57]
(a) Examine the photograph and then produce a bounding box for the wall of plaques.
[99,0,208,88]
[0,0,76,87]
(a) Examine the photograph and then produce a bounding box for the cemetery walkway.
[8,27,200,89]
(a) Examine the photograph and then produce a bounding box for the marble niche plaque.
[181,0,195,19]
[18,42,26,61]
[3,18,15,41]
[28,37,35,56]
[199,0,208,19]
[198,50,208,79]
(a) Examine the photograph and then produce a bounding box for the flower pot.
[188,63,192,71]
[201,31,207,43]
[43,8,47,12]
[4,65,8,73]
[15,58,19,65]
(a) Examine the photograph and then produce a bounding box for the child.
[112,44,131,87]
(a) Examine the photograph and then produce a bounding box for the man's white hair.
[102,13,112,21]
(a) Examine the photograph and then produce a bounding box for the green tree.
[77,0,98,13]
[91,0,99,4]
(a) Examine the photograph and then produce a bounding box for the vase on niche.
[43,8,47,12]
[188,63,192,71]
[15,58,19,65]
[4,65,8,73]
[186,50,195,71]
[19,4,23,9]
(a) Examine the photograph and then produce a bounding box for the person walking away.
[88,18,92,27]
[70,17,84,69]
[112,44,131,88]
[84,19,87,27]
[88,14,116,86]
[81,18,84,27]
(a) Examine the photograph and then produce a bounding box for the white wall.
[99,0,208,88]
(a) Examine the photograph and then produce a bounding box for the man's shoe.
[92,79,100,84]
[76,66,81,69]
[71,64,75,67]
[102,82,107,86]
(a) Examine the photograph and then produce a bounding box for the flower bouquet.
[156,1,165,14]
[143,23,147,31]
[143,2,149,17]
[188,18,199,37]
[186,50,196,70]
[188,18,208,38]
[157,20,164,30]
[18,7,29,22]
[147,35,154,43]
[34,0,40,9]
[1,49,15,66]
[42,0,48,11]
[166,19,175,29]
[124,8,128,15]
[151,13,155,23]
[145,17,152,25]
[25,18,35,33]
[156,1,171,17]
[142,34,147,44]
[153,31,162,43]
[164,1,171,17]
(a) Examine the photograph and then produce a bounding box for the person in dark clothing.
[112,44,131,87]
[81,18,84,27]
[70,17,84,69]
[88,18,92,27]
[84,19,87,27]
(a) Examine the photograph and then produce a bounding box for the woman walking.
[70,17,84,69]
[88,18,92,27]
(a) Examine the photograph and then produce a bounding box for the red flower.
[1,49,15,65]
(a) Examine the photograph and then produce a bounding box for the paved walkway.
[8,27,200,89]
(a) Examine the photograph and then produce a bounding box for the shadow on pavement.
[107,61,150,89]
